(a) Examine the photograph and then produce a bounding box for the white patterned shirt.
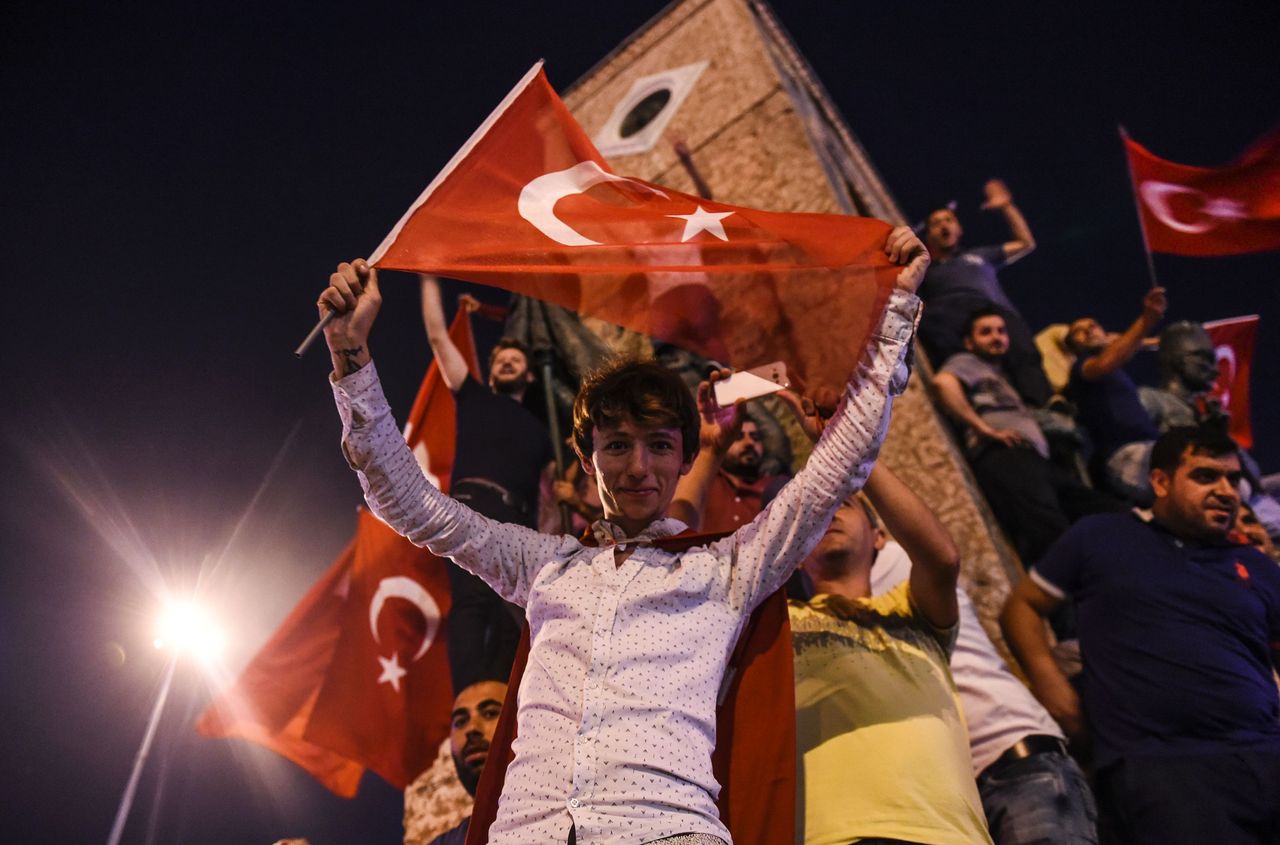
[333,290,919,845]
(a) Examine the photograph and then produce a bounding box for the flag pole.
[294,310,334,358]
[1119,125,1160,290]
[534,348,574,533]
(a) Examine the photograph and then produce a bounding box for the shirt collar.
[589,517,688,551]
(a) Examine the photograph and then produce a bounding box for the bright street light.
[152,598,226,661]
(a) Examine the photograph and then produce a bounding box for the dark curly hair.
[572,358,699,464]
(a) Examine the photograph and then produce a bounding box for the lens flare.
[153,599,226,660]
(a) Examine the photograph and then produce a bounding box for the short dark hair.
[963,306,1006,338]
[1149,425,1238,475]
[488,337,529,370]
[572,358,699,464]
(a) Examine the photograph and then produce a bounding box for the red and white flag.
[370,62,901,397]
[1124,128,1280,256]
[197,311,480,796]
[1203,314,1259,449]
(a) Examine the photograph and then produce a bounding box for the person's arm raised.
[982,179,1036,264]
[320,258,381,378]
[420,275,471,392]
[864,464,960,628]
[1079,286,1167,381]
[670,370,741,530]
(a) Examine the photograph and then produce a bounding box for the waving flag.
[370,62,900,397]
[1203,314,1259,448]
[1124,129,1280,256]
[197,311,479,796]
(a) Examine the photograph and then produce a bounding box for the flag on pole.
[1123,129,1280,256]
[369,62,901,398]
[1202,314,1259,448]
[197,311,480,796]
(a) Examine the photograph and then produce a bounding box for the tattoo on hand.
[336,346,366,376]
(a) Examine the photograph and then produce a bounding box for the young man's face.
[1067,318,1107,356]
[723,420,764,476]
[1151,449,1243,542]
[964,315,1010,359]
[583,415,692,535]
[924,209,962,253]
[450,680,506,796]
[489,347,532,395]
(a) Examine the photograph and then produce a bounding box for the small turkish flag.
[197,311,479,796]
[370,62,901,397]
[1124,128,1280,256]
[1203,314,1259,449]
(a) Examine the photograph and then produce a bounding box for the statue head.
[1157,321,1218,395]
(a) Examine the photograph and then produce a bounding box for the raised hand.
[884,225,930,294]
[980,178,1014,210]
[319,258,381,376]
[696,369,745,453]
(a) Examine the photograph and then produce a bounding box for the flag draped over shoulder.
[1203,314,1259,448]
[370,62,900,397]
[197,311,480,796]
[1124,129,1280,256]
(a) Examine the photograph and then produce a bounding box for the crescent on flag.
[518,160,669,247]
[369,575,441,662]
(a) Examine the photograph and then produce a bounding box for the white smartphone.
[713,361,790,406]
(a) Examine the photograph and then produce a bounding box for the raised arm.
[670,370,741,530]
[322,260,565,606]
[982,179,1036,264]
[1080,287,1167,381]
[1000,575,1084,739]
[717,226,929,611]
[863,464,959,628]
[420,275,472,392]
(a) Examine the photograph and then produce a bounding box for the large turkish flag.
[1125,129,1280,256]
[197,311,479,796]
[370,63,900,397]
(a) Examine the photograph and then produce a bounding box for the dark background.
[2,1,1275,842]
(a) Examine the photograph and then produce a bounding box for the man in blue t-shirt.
[1001,425,1280,845]
[918,179,1051,407]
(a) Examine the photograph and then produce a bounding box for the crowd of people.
[315,186,1280,845]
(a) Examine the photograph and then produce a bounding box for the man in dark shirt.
[918,179,1051,406]
[1001,425,1280,845]
[421,276,554,689]
[1064,287,1166,502]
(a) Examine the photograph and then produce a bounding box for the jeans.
[978,749,1098,845]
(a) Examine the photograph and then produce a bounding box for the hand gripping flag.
[1203,314,1259,448]
[1124,128,1280,256]
[197,310,480,796]
[369,62,901,398]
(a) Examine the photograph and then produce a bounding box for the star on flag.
[667,205,734,242]
[377,652,408,692]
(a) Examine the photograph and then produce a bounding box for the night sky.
[2,2,1276,843]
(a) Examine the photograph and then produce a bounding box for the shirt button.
[569,798,581,808]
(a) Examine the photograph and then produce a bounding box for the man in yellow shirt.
[789,464,992,845]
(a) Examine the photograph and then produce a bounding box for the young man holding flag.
[316,220,927,844]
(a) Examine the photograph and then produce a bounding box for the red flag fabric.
[1203,314,1259,448]
[197,311,480,796]
[370,62,900,397]
[1124,129,1280,256]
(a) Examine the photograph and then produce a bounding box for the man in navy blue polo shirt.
[1001,425,1280,845]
